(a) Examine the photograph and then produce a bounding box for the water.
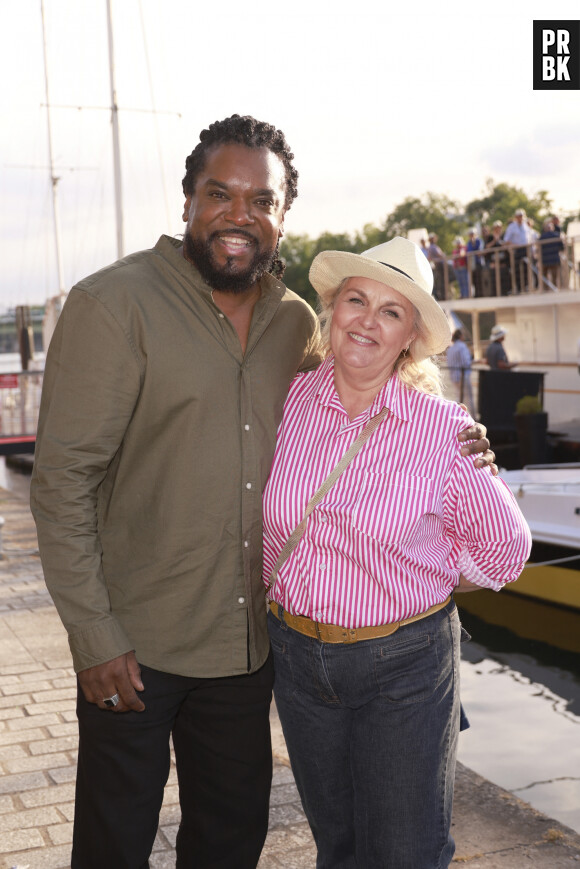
[457,595,580,834]
[1,463,579,833]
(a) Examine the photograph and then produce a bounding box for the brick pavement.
[1,482,580,868]
[0,486,315,869]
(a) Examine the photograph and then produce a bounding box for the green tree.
[562,207,580,232]
[279,234,316,307]
[381,193,464,253]
[465,179,553,232]
[281,230,360,307]
[353,222,387,251]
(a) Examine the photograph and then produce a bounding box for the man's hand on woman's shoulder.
[456,411,498,476]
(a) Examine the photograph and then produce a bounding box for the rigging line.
[526,553,580,568]
[138,0,172,228]
[41,103,181,116]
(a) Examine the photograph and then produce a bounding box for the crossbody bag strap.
[265,407,389,602]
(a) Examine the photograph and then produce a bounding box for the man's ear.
[278,217,285,240]
[182,195,192,223]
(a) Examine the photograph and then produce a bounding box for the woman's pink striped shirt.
[262,357,531,627]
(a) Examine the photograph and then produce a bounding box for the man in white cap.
[485,325,517,370]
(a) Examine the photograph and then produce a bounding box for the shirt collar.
[297,355,412,423]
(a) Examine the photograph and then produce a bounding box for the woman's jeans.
[269,599,461,869]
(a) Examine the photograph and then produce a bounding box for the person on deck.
[447,328,474,415]
[485,324,517,370]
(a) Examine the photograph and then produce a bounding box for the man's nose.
[226,198,254,225]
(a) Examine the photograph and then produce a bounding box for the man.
[485,324,517,370]
[466,228,483,297]
[446,328,474,414]
[30,115,492,869]
[426,232,445,300]
[503,208,532,293]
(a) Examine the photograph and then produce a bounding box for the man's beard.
[183,230,276,294]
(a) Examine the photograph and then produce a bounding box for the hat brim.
[309,250,451,360]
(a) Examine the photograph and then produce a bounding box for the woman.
[263,237,531,868]
[451,236,469,298]
[539,220,564,290]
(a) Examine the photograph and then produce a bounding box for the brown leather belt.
[268,596,452,644]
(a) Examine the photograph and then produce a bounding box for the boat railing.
[0,370,43,454]
[511,480,580,492]
[430,233,580,300]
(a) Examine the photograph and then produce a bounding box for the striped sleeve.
[444,453,532,589]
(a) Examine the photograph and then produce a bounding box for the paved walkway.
[1,483,580,868]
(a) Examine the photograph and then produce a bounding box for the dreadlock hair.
[182,115,298,278]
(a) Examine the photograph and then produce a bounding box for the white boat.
[439,234,580,430]
[499,464,580,609]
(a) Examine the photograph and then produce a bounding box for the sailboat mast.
[106,0,124,259]
[40,0,66,302]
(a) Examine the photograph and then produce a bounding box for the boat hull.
[498,467,580,611]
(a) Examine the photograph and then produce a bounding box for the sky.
[1,0,579,310]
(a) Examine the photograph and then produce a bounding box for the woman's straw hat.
[309,237,452,360]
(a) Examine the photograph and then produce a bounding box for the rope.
[525,553,580,568]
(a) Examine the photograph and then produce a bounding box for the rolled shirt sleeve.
[445,452,532,590]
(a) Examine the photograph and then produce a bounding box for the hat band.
[378,261,414,282]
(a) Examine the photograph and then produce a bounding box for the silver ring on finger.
[103,693,120,708]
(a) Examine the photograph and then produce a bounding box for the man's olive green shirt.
[30,235,322,677]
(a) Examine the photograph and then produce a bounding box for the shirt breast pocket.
[350,470,437,546]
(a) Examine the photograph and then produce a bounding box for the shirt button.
[320,515,328,523]
[218,312,225,319]
[316,611,323,620]
[244,424,250,431]
[246,482,252,490]
[244,540,249,548]
[320,563,327,571]
[238,596,245,605]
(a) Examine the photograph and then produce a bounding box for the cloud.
[482,125,580,178]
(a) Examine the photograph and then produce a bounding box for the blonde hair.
[318,280,443,396]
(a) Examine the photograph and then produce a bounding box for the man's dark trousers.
[72,655,274,868]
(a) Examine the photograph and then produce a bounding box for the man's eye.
[348,296,363,304]
[209,191,227,199]
[257,199,274,207]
